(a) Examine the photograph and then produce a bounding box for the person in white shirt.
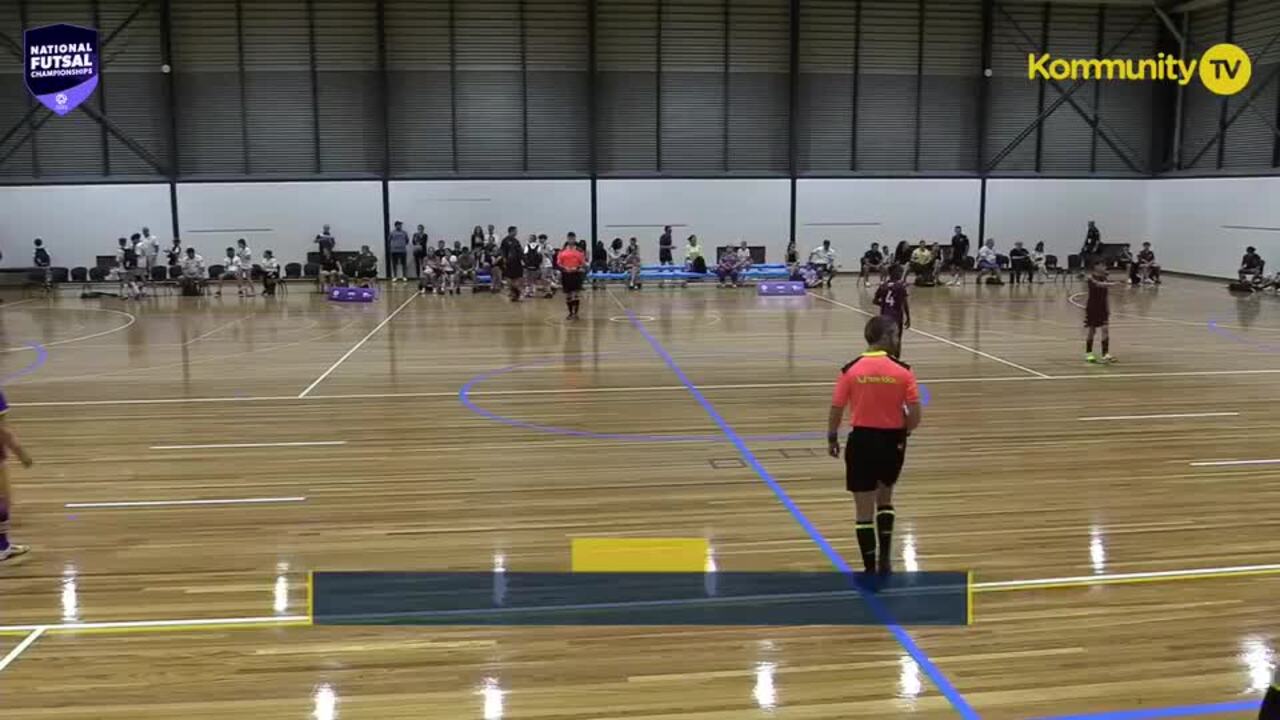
[233,238,255,296]
[179,248,206,295]
[974,238,1002,285]
[140,227,160,271]
[260,249,282,296]
[808,240,838,287]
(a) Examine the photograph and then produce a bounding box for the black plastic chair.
[208,264,225,278]
[285,262,302,279]
[70,267,88,283]
[150,265,167,281]
[303,263,319,278]
[169,265,183,280]
[88,266,107,282]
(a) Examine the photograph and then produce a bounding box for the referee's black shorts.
[845,427,907,493]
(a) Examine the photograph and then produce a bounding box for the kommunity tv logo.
[1028,43,1251,96]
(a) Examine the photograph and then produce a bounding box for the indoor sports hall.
[1,1,1278,719]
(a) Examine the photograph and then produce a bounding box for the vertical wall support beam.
[375,0,391,275]
[17,0,39,177]
[976,0,993,174]
[92,0,111,176]
[1089,5,1104,173]
[449,0,458,173]
[788,0,800,243]
[913,0,924,172]
[1033,2,1049,173]
[160,0,180,239]
[234,0,250,174]
[307,0,322,174]
[519,0,529,173]
[1217,0,1236,169]
[588,0,598,243]
[723,0,731,172]
[850,0,862,170]
[656,0,664,173]
[1173,11,1188,169]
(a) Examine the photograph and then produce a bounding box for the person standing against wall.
[412,224,428,279]
[388,220,410,282]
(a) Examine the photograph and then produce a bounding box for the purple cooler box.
[757,281,806,296]
[329,287,378,302]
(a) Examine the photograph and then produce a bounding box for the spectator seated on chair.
[352,245,379,287]
[808,239,838,287]
[1135,242,1161,285]
[716,244,747,288]
[1008,241,1033,284]
[260,250,281,296]
[318,248,345,292]
[974,239,1004,285]
[684,235,707,275]
[457,247,477,288]
[1030,241,1049,283]
[859,243,885,287]
[908,241,935,285]
[1238,246,1264,285]
[179,248,207,296]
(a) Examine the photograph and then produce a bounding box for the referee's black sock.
[1101,337,1110,356]
[855,522,877,574]
[875,506,895,573]
[1261,683,1280,719]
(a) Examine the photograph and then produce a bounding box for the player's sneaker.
[1085,353,1098,364]
[1101,354,1117,364]
[0,544,31,563]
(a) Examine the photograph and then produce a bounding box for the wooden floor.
[0,276,1276,719]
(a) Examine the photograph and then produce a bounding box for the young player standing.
[0,391,35,563]
[874,265,910,355]
[1085,260,1116,364]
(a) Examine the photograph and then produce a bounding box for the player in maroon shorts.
[1084,260,1116,364]
[0,390,35,564]
[874,265,911,355]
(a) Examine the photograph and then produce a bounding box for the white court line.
[0,616,307,634]
[150,440,346,450]
[0,626,46,672]
[297,293,418,398]
[0,298,42,311]
[973,562,1280,591]
[65,496,307,509]
[1,308,137,353]
[1189,458,1280,467]
[12,367,1280,409]
[1078,411,1240,421]
[181,313,253,346]
[808,293,1053,379]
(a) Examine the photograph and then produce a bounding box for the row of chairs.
[28,262,342,294]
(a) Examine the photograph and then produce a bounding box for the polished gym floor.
[0,274,1275,719]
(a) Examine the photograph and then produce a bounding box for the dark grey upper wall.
[0,0,1275,182]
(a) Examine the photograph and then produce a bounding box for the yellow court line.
[2,564,1276,637]
[972,564,1280,593]
[966,571,974,625]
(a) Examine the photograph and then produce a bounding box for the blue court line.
[0,344,48,385]
[1031,699,1260,720]
[620,307,979,719]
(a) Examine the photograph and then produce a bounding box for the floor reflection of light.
[492,553,508,606]
[273,562,290,615]
[1089,527,1107,574]
[901,533,919,573]
[61,564,79,623]
[753,662,778,710]
[704,544,719,596]
[313,683,337,720]
[1240,637,1275,692]
[898,655,922,699]
[480,676,505,720]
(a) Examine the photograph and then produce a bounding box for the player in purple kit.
[1084,260,1116,364]
[874,265,911,355]
[0,390,35,564]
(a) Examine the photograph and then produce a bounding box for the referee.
[827,316,922,576]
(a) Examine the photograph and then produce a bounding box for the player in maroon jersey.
[1084,260,1116,364]
[874,265,910,356]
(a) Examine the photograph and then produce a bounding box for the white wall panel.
[0,184,170,270]
[597,179,790,264]
[176,181,383,266]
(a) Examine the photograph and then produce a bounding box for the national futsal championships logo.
[1028,43,1251,96]
[23,23,100,115]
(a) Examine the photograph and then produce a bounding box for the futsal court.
[0,275,1275,719]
